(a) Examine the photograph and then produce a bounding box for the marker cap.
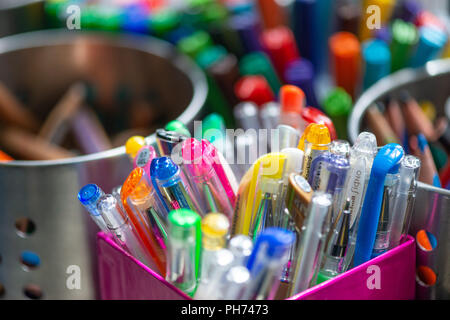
[362,39,391,89]
[165,120,191,138]
[202,213,230,250]
[151,9,180,36]
[280,85,305,115]
[239,52,282,93]
[152,156,180,182]
[196,46,227,70]
[247,227,296,271]
[410,26,447,68]
[125,136,146,159]
[260,26,300,78]
[323,88,352,140]
[168,208,202,241]
[284,58,319,108]
[300,107,338,141]
[234,75,275,106]
[78,184,104,215]
[178,30,212,58]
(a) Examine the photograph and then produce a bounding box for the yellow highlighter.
[359,0,395,41]
[298,123,331,181]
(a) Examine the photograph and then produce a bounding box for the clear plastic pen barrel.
[78,184,108,232]
[221,266,251,300]
[388,155,420,249]
[97,194,151,266]
[290,192,332,295]
[228,235,253,267]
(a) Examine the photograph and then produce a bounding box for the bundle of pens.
[365,91,450,189]
[78,80,423,299]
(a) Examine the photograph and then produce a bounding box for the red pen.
[260,26,300,80]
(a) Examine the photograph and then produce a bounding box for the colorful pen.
[246,227,296,300]
[78,183,108,232]
[279,85,307,133]
[125,135,147,161]
[228,234,253,267]
[354,143,404,266]
[166,208,202,296]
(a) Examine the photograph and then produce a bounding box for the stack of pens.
[78,111,423,299]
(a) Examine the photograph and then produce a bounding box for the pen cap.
[229,235,253,266]
[323,87,352,140]
[352,131,378,159]
[284,58,319,108]
[150,9,180,36]
[177,30,212,58]
[168,208,201,241]
[202,213,230,250]
[229,12,263,53]
[156,128,189,157]
[260,102,280,131]
[97,194,126,230]
[196,45,227,70]
[222,266,251,299]
[330,139,351,158]
[125,136,146,159]
[300,107,338,141]
[234,75,275,106]
[281,148,304,176]
[233,102,260,130]
[151,156,181,187]
[133,145,157,174]
[362,39,391,89]
[275,125,300,151]
[410,26,447,68]
[239,52,282,93]
[247,227,296,271]
[78,184,105,217]
[390,19,418,72]
[280,85,305,115]
[329,32,361,97]
[165,120,191,138]
[397,155,421,194]
[260,26,300,79]
[181,138,214,180]
[372,143,404,176]
[298,123,331,151]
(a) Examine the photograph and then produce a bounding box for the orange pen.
[0,150,13,162]
[121,167,167,276]
[256,0,286,29]
[329,32,361,98]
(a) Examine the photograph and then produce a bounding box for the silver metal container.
[0,0,45,37]
[349,59,450,300]
[0,30,207,299]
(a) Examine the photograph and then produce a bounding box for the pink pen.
[181,138,235,221]
[202,139,237,206]
[133,145,158,176]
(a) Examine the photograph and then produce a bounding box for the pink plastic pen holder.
[97,232,416,300]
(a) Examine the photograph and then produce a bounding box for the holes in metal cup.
[15,217,36,237]
[23,284,43,300]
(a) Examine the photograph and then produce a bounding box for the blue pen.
[151,157,200,213]
[284,58,320,109]
[362,39,391,90]
[229,13,262,53]
[246,227,296,300]
[409,26,447,68]
[121,3,151,34]
[78,184,108,232]
[292,0,316,64]
[354,144,404,266]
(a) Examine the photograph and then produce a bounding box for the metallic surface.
[0,30,207,299]
[349,59,450,299]
[0,0,45,38]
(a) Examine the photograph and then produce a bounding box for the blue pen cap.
[410,26,447,68]
[284,58,319,108]
[151,156,181,184]
[247,227,296,272]
[121,3,151,34]
[362,39,391,89]
[78,184,104,216]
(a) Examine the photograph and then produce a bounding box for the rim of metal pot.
[0,0,43,10]
[349,58,450,144]
[0,29,208,167]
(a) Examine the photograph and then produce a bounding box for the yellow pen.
[248,153,287,240]
[298,123,331,181]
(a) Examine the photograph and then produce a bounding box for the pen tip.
[344,198,351,211]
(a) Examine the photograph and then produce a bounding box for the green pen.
[239,52,282,94]
[165,120,191,138]
[201,113,230,155]
[323,88,352,140]
[44,0,66,27]
[196,46,235,127]
[166,209,202,296]
[390,19,418,72]
[178,30,213,59]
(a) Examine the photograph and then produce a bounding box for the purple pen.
[229,12,263,53]
[284,58,320,109]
